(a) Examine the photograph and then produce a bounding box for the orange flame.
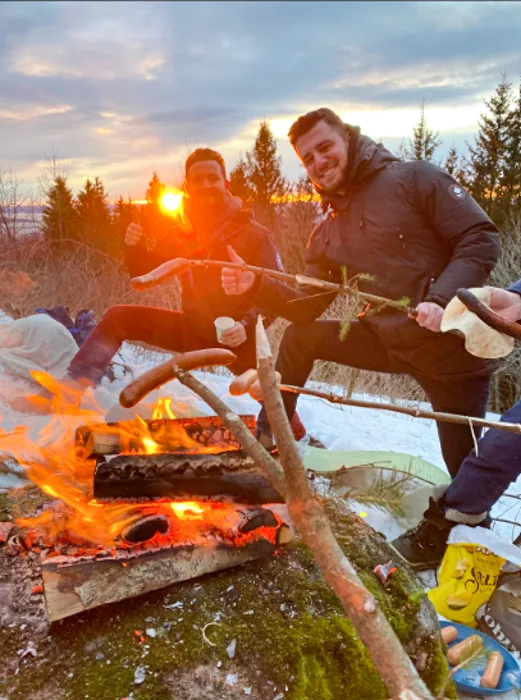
[0,377,247,548]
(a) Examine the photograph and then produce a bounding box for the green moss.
[1,509,454,700]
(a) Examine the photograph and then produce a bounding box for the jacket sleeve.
[413,161,500,307]
[248,220,338,323]
[123,224,185,278]
[233,225,282,332]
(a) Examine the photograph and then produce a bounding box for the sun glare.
[160,190,183,213]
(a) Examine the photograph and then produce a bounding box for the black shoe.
[389,497,456,571]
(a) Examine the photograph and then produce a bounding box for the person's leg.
[230,341,307,442]
[67,305,201,383]
[417,374,492,478]
[256,320,392,437]
[390,399,521,569]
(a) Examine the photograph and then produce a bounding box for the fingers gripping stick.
[119,349,237,408]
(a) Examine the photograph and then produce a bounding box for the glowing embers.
[40,501,291,622]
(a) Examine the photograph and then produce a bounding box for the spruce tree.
[404,101,442,162]
[246,120,287,207]
[42,175,78,243]
[503,78,521,222]
[230,156,253,202]
[444,145,459,176]
[75,176,114,252]
[113,195,138,243]
[466,73,513,224]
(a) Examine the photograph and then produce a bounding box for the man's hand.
[412,302,444,333]
[484,286,521,322]
[221,246,256,295]
[219,322,247,348]
[125,223,144,247]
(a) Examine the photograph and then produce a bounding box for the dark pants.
[443,399,521,515]
[257,320,491,477]
[67,305,306,439]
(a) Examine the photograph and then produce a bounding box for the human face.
[186,160,228,207]
[294,120,349,194]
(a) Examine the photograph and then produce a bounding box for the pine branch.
[254,317,433,700]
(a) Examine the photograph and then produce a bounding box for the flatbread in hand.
[441,287,515,359]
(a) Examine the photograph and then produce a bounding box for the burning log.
[93,451,284,504]
[76,415,257,459]
[41,504,290,622]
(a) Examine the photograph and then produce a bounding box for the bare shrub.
[0,237,181,321]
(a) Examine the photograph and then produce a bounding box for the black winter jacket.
[250,129,501,381]
[125,201,281,344]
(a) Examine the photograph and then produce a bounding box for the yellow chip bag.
[428,543,505,628]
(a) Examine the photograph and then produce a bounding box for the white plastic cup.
[214,316,235,343]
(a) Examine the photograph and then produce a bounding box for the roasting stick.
[457,288,521,341]
[279,383,521,436]
[130,258,418,315]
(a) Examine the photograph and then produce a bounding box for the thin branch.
[279,384,521,436]
[169,367,286,498]
[254,317,433,700]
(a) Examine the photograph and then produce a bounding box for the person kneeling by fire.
[37,148,320,446]
[389,280,521,570]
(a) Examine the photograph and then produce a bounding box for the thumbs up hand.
[221,246,256,295]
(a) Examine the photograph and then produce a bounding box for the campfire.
[1,377,291,623]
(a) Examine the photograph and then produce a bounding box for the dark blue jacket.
[509,278,521,299]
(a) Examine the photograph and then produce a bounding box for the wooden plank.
[42,538,276,622]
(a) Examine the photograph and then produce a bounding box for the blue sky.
[2,1,521,199]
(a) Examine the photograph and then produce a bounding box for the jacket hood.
[317,125,400,212]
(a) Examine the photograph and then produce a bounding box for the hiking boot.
[389,497,488,571]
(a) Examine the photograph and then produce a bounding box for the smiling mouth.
[319,166,338,179]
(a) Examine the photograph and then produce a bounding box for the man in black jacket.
[222,108,500,476]
[61,148,307,440]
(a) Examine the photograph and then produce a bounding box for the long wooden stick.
[131,258,417,315]
[254,317,433,700]
[279,384,521,436]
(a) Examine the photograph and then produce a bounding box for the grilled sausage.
[119,348,236,407]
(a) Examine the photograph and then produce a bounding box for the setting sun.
[160,190,184,213]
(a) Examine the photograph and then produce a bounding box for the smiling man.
[222,107,500,476]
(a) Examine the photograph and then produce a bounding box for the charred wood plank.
[93,452,284,504]
[42,538,276,622]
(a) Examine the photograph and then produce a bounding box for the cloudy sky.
[2,0,521,200]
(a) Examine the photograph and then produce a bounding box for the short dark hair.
[288,108,346,148]
[185,148,227,179]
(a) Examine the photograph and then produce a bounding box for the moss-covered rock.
[0,486,455,699]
